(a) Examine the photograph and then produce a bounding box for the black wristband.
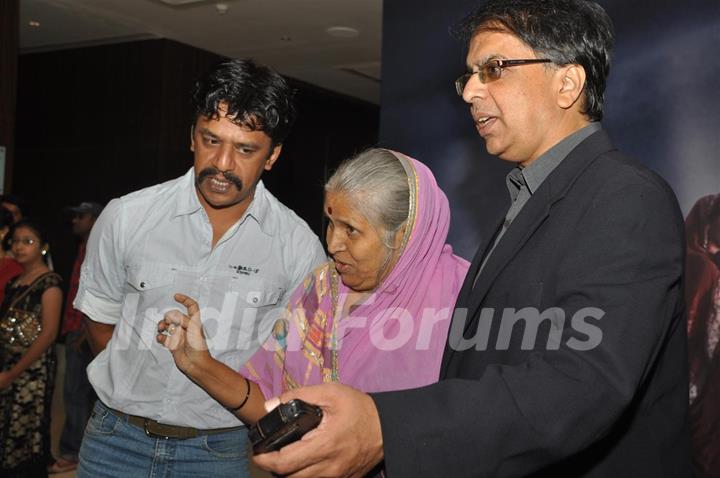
[228,376,251,412]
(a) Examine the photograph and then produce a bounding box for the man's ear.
[556,64,586,110]
[190,125,196,152]
[265,144,282,171]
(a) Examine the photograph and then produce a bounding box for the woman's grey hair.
[325,148,410,249]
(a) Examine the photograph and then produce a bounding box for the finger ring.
[168,324,177,335]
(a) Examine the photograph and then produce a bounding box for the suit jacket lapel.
[441,211,505,373]
[462,186,551,333]
[441,130,617,376]
[455,211,506,307]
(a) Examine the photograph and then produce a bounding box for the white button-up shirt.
[75,168,326,428]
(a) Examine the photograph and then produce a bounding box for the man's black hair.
[191,59,296,146]
[455,0,614,121]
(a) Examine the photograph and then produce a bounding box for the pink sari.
[242,151,469,396]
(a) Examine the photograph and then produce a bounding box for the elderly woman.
[157,149,469,426]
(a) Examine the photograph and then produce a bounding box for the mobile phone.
[249,399,323,454]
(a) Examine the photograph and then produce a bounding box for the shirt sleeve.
[74,198,126,325]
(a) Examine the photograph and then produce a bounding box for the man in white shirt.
[75,59,326,478]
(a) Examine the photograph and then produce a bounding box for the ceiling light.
[28,20,41,27]
[326,26,359,38]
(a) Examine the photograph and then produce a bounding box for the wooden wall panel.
[0,0,19,193]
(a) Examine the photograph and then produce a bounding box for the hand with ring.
[156,293,211,375]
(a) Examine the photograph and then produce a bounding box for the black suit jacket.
[372,130,692,477]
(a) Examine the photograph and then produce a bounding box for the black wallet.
[248,399,323,454]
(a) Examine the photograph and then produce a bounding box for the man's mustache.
[197,167,243,190]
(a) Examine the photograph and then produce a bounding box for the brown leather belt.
[108,407,244,440]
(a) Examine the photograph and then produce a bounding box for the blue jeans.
[59,330,96,460]
[77,401,250,478]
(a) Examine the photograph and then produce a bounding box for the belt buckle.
[143,418,182,439]
[142,418,197,440]
[143,418,167,439]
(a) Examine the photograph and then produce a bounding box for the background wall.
[14,38,379,282]
[380,0,720,259]
[0,0,19,192]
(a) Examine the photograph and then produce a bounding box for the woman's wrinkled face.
[325,191,402,292]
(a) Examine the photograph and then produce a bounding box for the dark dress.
[0,272,62,477]
[0,258,22,305]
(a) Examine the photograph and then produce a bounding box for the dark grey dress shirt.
[475,122,602,282]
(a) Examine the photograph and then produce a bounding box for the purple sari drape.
[242,152,469,396]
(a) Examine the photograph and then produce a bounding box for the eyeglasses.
[454,58,553,96]
[10,238,37,246]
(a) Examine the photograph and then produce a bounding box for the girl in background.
[0,220,62,477]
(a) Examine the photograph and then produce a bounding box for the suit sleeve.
[372,174,686,477]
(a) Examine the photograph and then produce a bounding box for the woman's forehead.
[13,226,37,237]
[325,191,376,226]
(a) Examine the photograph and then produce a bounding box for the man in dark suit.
[254,0,692,476]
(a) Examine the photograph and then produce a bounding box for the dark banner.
[380,0,719,256]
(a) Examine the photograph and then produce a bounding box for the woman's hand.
[156,293,211,376]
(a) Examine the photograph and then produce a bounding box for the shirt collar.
[245,180,272,235]
[506,122,602,197]
[505,168,527,202]
[174,168,203,217]
[173,168,273,236]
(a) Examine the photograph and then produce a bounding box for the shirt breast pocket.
[230,277,283,308]
[205,277,285,356]
[125,263,176,309]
